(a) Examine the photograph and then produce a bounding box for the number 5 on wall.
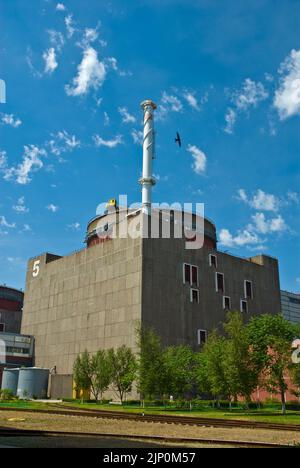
[32,260,41,278]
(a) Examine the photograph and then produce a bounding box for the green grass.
[1,400,300,426]
[57,401,300,425]
[0,400,54,410]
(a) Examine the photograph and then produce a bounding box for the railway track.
[0,427,294,448]
[55,404,300,433]
[1,404,300,433]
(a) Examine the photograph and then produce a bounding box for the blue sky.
[0,0,300,293]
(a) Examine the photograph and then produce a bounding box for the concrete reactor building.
[21,100,281,398]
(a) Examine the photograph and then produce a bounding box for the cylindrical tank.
[1,368,19,396]
[17,368,49,399]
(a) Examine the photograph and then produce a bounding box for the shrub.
[0,389,15,401]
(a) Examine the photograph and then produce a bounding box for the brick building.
[0,285,24,334]
[0,285,34,386]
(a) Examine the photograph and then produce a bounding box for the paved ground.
[0,436,163,449]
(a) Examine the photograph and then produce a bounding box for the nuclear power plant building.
[21,101,282,396]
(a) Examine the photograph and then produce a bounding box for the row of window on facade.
[183,257,253,314]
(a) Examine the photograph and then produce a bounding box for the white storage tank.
[1,368,19,396]
[17,368,49,399]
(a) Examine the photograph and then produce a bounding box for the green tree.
[163,345,196,399]
[108,345,137,403]
[90,350,112,402]
[247,314,298,414]
[290,364,300,398]
[73,350,91,401]
[137,327,167,400]
[224,312,262,405]
[195,330,233,404]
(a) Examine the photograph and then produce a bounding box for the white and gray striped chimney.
[139,100,157,216]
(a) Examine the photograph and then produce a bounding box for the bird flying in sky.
[175,132,182,148]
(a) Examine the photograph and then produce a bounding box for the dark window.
[290,297,300,305]
[216,273,225,293]
[210,254,217,267]
[192,266,198,286]
[245,280,253,299]
[0,323,4,332]
[223,296,231,310]
[6,346,29,355]
[198,330,207,346]
[184,264,190,284]
[183,264,198,286]
[241,300,248,313]
[191,289,199,304]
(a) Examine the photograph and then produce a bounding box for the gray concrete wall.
[142,238,281,349]
[21,236,143,374]
[50,374,73,399]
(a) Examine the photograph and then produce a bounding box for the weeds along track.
[1,404,300,433]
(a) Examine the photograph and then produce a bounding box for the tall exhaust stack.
[139,100,157,215]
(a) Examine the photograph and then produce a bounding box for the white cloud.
[183,91,200,111]
[47,204,59,213]
[131,129,143,145]
[224,108,236,134]
[287,191,300,204]
[187,145,207,174]
[274,49,300,120]
[118,107,136,124]
[48,30,65,52]
[57,131,80,149]
[296,278,300,284]
[65,47,106,97]
[3,145,46,185]
[161,91,183,112]
[225,79,268,133]
[236,188,248,203]
[56,3,66,11]
[26,47,42,79]
[219,228,262,248]
[220,210,287,249]
[269,215,287,233]
[237,189,279,212]
[251,190,279,212]
[1,113,22,128]
[104,112,110,126]
[105,57,118,71]
[153,173,169,182]
[265,73,274,83]
[67,222,80,231]
[85,28,99,43]
[48,130,81,157]
[13,197,29,214]
[0,216,16,229]
[251,212,287,234]
[77,25,100,49]
[65,14,75,38]
[0,150,7,168]
[232,78,269,111]
[21,224,31,232]
[93,134,123,148]
[43,48,58,74]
